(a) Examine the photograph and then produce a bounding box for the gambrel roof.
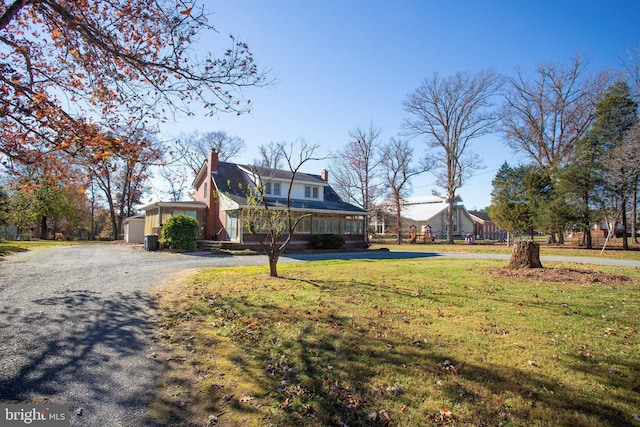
[212,162,367,215]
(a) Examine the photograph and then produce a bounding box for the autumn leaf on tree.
[0,0,270,176]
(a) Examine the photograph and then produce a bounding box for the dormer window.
[264,182,281,196]
[305,185,319,199]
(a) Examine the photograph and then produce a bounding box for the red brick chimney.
[204,149,220,241]
[321,169,329,181]
[208,149,219,174]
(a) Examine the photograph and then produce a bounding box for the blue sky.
[159,0,640,210]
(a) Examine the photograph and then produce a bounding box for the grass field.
[368,240,640,261]
[152,258,640,426]
[0,239,85,256]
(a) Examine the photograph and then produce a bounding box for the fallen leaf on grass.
[438,359,459,374]
[428,406,455,423]
[386,386,403,396]
[368,409,391,423]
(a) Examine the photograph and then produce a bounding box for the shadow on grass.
[262,323,640,426]
[216,284,638,425]
[0,290,163,426]
[282,250,443,262]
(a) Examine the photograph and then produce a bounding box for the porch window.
[341,216,364,234]
[295,214,311,233]
[313,214,339,234]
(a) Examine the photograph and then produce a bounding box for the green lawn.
[368,240,640,260]
[0,239,87,256]
[152,258,640,426]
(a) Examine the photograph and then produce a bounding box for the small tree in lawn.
[243,140,326,277]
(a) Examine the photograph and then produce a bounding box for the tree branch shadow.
[0,289,163,425]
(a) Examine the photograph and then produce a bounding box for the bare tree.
[623,43,640,101]
[502,54,610,171]
[243,140,327,277]
[174,131,247,176]
[502,55,611,244]
[404,69,502,243]
[254,141,286,169]
[600,123,640,250]
[329,122,384,211]
[159,167,191,202]
[380,137,432,245]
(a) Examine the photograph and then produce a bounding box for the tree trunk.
[633,176,638,244]
[506,241,543,269]
[446,196,454,244]
[395,197,402,245]
[584,228,592,249]
[39,216,48,240]
[269,253,279,277]
[621,201,629,250]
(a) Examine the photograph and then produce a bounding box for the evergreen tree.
[489,162,537,238]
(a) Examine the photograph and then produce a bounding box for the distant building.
[370,196,475,240]
[468,210,501,240]
[122,214,147,244]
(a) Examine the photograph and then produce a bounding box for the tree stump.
[506,241,543,269]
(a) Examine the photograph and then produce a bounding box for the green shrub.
[161,214,200,251]
[309,233,345,250]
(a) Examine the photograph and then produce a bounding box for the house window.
[341,216,364,234]
[313,214,339,234]
[174,210,197,218]
[264,182,281,196]
[294,215,311,234]
[305,185,319,199]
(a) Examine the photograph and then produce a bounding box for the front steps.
[197,240,223,251]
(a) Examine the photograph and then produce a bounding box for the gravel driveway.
[0,244,272,427]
